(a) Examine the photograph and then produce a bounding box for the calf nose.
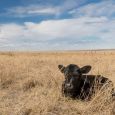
[66,83,73,89]
[66,83,71,87]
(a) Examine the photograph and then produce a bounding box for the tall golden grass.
[0,51,115,115]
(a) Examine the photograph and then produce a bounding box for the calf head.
[58,64,91,98]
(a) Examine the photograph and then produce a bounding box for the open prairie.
[0,51,115,115]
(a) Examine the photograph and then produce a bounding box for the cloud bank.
[0,16,115,50]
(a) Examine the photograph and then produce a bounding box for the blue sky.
[0,0,115,51]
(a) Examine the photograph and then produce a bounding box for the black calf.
[58,64,114,100]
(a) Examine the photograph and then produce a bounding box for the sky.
[0,0,115,51]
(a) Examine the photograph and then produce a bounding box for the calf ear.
[80,65,91,74]
[58,65,65,73]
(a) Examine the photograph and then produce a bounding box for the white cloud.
[0,16,115,50]
[3,0,86,17]
[0,24,24,39]
[69,0,115,18]
[6,5,59,17]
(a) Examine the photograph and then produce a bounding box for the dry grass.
[0,51,115,115]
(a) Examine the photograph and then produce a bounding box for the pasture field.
[0,51,115,115]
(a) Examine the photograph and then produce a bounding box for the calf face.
[58,64,91,99]
[58,64,114,100]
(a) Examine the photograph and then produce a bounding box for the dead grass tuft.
[0,79,13,89]
[23,80,43,91]
[82,83,114,115]
[17,108,32,115]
